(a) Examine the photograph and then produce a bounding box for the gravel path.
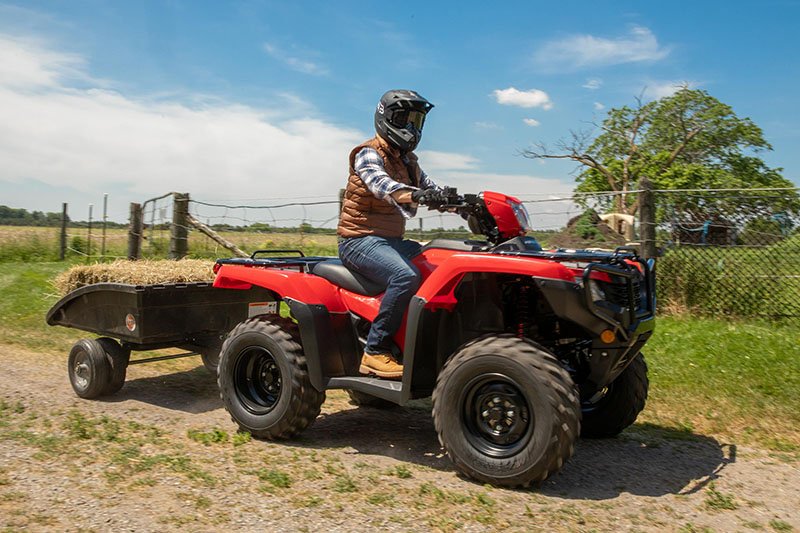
[0,343,797,532]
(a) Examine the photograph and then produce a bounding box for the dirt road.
[0,344,797,532]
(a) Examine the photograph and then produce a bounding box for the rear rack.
[216,255,333,273]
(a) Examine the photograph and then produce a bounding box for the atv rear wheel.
[432,335,580,488]
[217,317,324,439]
[581,353,648,438]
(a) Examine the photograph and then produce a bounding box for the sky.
[1,0,799,227]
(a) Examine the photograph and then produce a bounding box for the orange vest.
[337,136,421,239]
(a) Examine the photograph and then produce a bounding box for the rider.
[337,89,445,380]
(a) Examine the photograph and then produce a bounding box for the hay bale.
[54,259,215,295]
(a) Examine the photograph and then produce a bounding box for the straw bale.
[54,259,215,295]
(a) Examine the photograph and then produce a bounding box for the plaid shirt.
[354,147,439,219]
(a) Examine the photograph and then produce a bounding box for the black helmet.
[374,89,434,153]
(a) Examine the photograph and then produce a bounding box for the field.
[0,260,797,531]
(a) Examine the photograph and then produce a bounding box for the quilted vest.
[337,135,421,239]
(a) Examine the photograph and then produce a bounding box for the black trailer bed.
[47,282,275,347]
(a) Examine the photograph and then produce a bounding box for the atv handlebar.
[416,187,479,218]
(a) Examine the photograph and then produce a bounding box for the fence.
[652,188,800,318]
[125,186,800,320]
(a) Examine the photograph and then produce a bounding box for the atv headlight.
[508,200,532,232]
[589,280,606,303]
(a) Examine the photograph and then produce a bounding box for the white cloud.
[583,78,602,90]
[593,102,605,111]
[263,42,328,76]
[492,87,552,110]
[523,118,540,127]
[536,26,669,69]
[417,150,479,171]
[643,80,700,100]
[0,34,360,222]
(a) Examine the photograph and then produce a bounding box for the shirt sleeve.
[354,148,411,201]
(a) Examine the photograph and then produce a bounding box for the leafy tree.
[524,86,798,217]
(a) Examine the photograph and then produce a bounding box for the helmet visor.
[390,109,427,131]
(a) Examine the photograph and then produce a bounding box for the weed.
[255,468,291,489]
[333,474,358,493]
[187,428,229,445]
[475,492,495,508]
[232,431,251,447]
[394,465,412,479]
[769,519,793,532]
[194,495,212,510]
[704,482,738,511]
[302,495,323,508]
[366,493,394,505]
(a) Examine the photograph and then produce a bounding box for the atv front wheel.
[581,353,648,438]
[217,317,324,439]
[432,335,580,488]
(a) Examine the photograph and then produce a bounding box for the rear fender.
[214,264,346,312]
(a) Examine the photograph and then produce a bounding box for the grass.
[642,314,800,449]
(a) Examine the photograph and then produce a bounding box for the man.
[337,89,444,379]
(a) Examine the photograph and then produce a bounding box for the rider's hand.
[411,188,444,204]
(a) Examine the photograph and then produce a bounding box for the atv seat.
[421,239,490,252]
[310,259,385,297]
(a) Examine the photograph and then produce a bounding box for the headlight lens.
[508,200,532,232]
[589,280,606,303]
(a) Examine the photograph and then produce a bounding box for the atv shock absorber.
[517,284,530,338]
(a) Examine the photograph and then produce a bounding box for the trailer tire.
[67,338,113,399]
[581,353,648,438]
[432,335,580,488]
[96,338,130,395]
[218,317,324,439]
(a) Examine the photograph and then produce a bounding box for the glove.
[411,188,444,204]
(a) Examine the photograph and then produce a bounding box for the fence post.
[59,203,68,261]
[101,193,108,259]
[86,204,93,264]
[639,177,657,259]
[169,192,190,259]
[128,202,143,260]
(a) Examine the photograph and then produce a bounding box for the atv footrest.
[327,376,402,405]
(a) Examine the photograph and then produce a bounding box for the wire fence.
[654,188,800,318]
[9,186,796,319]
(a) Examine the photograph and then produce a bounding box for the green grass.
[643,315,800,448]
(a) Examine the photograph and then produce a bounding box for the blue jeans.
[338,236,422,355]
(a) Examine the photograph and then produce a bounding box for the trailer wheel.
[581,353,648,438]
[432,335,580,488]
[218,317,324,439]
[67,338,113,399]
[96,338,130,395]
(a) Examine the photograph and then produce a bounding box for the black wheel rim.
[233,346,282,415]
[461,373,533,458]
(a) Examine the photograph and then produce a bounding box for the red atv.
[212,189,656,487]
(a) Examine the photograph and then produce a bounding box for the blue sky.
[1,0,798,225]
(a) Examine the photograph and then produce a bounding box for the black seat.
[310,259,385,296]
[421,239,489,252]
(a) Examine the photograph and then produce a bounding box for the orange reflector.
[600,329,616,344]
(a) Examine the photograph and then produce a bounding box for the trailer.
[46,281,275,398]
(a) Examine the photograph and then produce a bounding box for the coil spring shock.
[517,284,530,338]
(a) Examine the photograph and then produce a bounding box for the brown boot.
[359,352,403,379]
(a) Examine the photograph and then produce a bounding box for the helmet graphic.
[374,89,434,153]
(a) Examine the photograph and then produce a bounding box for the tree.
[523,86,798,216]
